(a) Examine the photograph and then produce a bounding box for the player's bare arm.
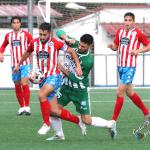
[58,62,69,76]
[58,62,83,83]
[131,43,150,56]
[107,43,118,51]
[0,53,4,62]
[0,36,9,63]
[13,51,32,73]
[60,33,75,45]
[66,47,83,76]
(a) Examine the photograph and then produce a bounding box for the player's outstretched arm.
[57,30,76,45]
[66,47,82,76]
[58,62,83,83]
[58,62,69,76]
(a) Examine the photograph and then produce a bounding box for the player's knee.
[116,88,124,97]
[126,90,134,97]
[38,91,45,101]
[50,108,60,116]
[116,90,121,97]
[82,117,92,125]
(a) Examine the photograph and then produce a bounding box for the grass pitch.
[0,89,150,150]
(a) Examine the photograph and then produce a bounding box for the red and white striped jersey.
[0,30,33,67]
[114,27,149,67]
[27,37,68,77]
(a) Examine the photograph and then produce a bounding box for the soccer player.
[13,22,83,135]
[107,12,150,128]
[0,16,33,115]
[46,30,117,141]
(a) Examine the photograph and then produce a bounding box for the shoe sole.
[17,112,25,116]
[25,112,31,116]
[108,128,117,139]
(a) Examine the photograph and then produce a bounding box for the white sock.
[50,117,64,136]
[91,117,112,128]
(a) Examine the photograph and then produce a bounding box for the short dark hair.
[80,34,93,45]
[11,16,21,23]
[39,22,51,32]
[124,12,135,21]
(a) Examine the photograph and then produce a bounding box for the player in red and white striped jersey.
[0,16,33,115]
[14,22,82,135]
[114,24,149,67]
[28,37,68,77]
[108,12,150,130]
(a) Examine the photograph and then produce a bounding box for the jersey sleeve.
[54,38,68,52]
[56,30,66,39]
[27,40,34,53]
[56,30,79,47]
[114,29,120,46]
[138,30,149,46]
[0,33,9,53]
[27,32,33,45]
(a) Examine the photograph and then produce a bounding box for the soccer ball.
[29,68,44,84]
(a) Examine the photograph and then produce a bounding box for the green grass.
[0,89,150,150]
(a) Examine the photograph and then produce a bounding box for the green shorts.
[57,86,91,115]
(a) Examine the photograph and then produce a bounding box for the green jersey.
[57,30,94,90]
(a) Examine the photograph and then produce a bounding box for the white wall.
[57,8,150,86]
[1,8,150,88]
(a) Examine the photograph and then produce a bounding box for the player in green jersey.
[46,30,117,141]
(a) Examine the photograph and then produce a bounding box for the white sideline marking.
[0,90,150,96]
[92,100,150,103]
[1,99,150,104]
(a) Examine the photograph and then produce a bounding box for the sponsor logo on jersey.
[11,40,21,47]
[37,51,50,60]
[80,101,87,106]
[120,37,130,46]
[64,53,76,72]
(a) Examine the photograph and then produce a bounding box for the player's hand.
[57,62,63,71]
[107,43,114,49]
[75,66,83,76]
[13,65,19,74]
[0,53,4,62]
[107,43,117,51]
[66,38,76,45]
[130,49,139,56]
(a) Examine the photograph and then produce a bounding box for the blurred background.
[0,0,150,88]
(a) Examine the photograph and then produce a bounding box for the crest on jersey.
[11,40,21,47]
[48,41,54,47]
[37,51,50,61]
[120,37,130,46]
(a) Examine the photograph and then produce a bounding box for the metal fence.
[1,53,150,89]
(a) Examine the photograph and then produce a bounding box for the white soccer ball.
[29,68,44,84]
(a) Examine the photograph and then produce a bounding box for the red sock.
[112,96,124,121]
[40,100,50,126]
[60,108,79,124]
[22,85,30,107]
[129,93,149,115]
[15,84,24,107]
